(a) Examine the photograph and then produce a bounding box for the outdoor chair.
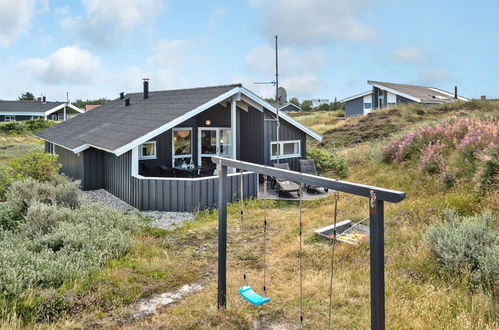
[272,163,301,197]
[299,159,328,193]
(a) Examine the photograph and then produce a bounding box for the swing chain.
[239,169,247,285]
[263,175,268,295]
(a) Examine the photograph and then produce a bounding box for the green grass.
[0,137,44,166]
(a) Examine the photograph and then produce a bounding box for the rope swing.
[238,171,270,306]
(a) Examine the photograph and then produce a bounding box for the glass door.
[198,128,232,167]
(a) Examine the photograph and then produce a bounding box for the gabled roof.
[0,100,83,116]
[340,90,372,103]
[368,80,469,103]
[37,84,322,155]
[280,103,301,111]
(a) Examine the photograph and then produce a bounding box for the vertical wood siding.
[263,109,307,171]
[54,145,84,182]
[103,150,257,212]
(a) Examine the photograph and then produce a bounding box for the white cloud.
[391,45,429,64]
[61,0,165,46]
[18,46,102,84]
[208,8,228,29]
[281,72,323,96]
[0,0,35,48]
[148,39,194,68]
[247,0,375,45]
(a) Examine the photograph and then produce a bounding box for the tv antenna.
[254,35,282,163]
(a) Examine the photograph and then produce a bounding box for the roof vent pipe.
[454,86,458,99]
[143,78,149,100]
[125,98,130,106]
[120,92,124,100]
[42,96,46,103]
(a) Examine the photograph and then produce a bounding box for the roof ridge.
[125,83,242,96]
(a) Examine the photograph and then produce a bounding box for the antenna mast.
[275,35,280,164]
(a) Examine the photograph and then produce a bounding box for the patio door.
[198,128,232,167]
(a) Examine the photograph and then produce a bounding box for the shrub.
[383,117,498,190]
[0,204,22,231]
[5,178,79,215]
[0,202,139,296]
[8,151,61,183]
[307,147,349,178]
[423,209,498,294]
[0,119,55,136]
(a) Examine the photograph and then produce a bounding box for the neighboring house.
[340,91,373,117]
[85,104,100,111]
[341,80,469,117]
[37,82,322,212]
[279,102,302,112]
[311,98,330,108]
[0,99,84,122]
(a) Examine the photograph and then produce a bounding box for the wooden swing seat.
[239,285,270,306]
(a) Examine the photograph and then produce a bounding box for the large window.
[172,128,192,166]
[198,128,232,167]
[271,140,301,160]
[4,115,16,122]
[140,141,156,160]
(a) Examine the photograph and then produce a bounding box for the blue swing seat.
[239,285,271,306]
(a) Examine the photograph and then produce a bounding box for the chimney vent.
[42,96,46,103]
[481,95,486,100]
[454,86,458,99]
[125,98,130,106]
[120,92,124,100]
[143,78,149,100]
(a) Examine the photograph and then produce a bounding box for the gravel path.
[80,189,194,230]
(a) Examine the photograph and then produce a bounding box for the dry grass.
[0,136,43,166]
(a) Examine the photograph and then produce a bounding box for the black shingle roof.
[0,100,65,113]
[37,84,241,152]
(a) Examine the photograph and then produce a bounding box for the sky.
[0,0,498,102]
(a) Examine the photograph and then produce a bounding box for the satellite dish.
[277,87,287,105]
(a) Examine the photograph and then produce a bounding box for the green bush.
[424,209,498,294]
[8,151,61,183]
[0,178,140,297]
[307,147,349,178]
[6,178,79,215]
[0,119,55,136]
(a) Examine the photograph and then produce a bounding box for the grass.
[1,102,498,329]
[288,110,345,135]
[0,137,44,166]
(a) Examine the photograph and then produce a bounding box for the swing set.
[213,156,406,330]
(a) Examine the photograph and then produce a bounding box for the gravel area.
[80,189,194,230]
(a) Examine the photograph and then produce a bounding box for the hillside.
[0,103,497,329]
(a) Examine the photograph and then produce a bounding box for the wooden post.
[369,190,385,330]
[217,163,228,309]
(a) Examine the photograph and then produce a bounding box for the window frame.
[270,140,301,160]
[139,140,157,160]
[4,115,16,122]
[172,127,193,165]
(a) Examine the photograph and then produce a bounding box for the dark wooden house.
[37,82,322,211]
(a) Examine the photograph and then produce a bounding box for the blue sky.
[0,0,498,102]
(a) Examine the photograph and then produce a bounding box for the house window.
[364,103,372,109]
[173,128,192,166]
[140,141,157,160]
[271,140,301,160]
[387,102,396,107]
[51,114,58,121]
[4,115,16,122]
[47,143,55,154]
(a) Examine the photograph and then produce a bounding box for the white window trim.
[139,140,157,160]
[4,115,16,122]
[197,127,232,166]
[270,139,301,160]
[172,127,193,165]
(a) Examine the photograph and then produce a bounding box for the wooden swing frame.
[213,156,406,330]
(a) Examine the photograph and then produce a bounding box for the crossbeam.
[213,156,406,330]
[211,156,405,203]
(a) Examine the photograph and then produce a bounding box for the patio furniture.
[159,165,174,177]
[198,166,216,177]
[173,166,199,178]
[271,163,301,197]
[299,159,328,193]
